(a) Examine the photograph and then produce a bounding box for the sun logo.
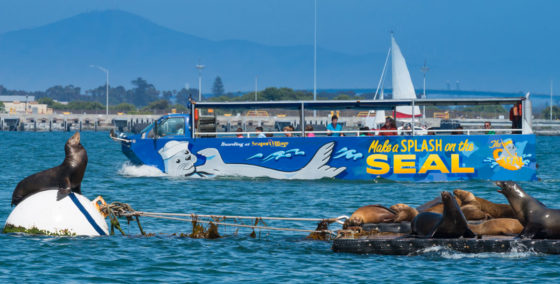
[492,139,524,171]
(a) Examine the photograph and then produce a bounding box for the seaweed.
[3,224,76,236]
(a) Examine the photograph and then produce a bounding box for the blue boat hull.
[120,134,537,182]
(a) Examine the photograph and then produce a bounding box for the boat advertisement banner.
[139,134,536,182]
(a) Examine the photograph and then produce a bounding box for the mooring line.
[138,213,335,235]
[127,211,349,224]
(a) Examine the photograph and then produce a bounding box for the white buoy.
[4,190,109,236]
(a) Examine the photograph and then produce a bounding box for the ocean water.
[0,131,559,282]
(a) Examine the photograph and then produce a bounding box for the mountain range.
[0,9,557,95]
[0,10,383,92]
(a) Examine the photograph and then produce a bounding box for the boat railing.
[194,128,524,137]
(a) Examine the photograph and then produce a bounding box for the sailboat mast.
[374,47,391,100]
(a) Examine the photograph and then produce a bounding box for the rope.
[99,201,344,237]
[131,211,349,224]
[136,213,335,235]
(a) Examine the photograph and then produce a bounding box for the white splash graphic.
[333,147,363,161]
[118,163,166,177]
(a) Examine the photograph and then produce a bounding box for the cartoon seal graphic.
[409,191,475,238]
[195,142,346,179]
[497,181,560,239]
[493,139,524,170]
[158,141,197,176]
[11,132,87,206]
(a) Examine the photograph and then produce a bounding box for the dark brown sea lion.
[343,205,396,229]
[409,191,475,238]
[454,189,515,218]
[468,218,523,236]
[390,203,418,222]
[497,181,560,239]
[11,132,87,206]
[418,195,463,214]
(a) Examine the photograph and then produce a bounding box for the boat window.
[157,117,186,137]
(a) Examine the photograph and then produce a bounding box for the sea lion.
[497,181,560,239]
[11,132,87,206]
[390,203,418,222]
[417,194,463,214]
[343,205,396,229]
[468,218,523,236]
[409,191,475,238]
[460,204,491,220]
[454,189,515,218]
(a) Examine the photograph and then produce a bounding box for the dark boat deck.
[332,235,560,255]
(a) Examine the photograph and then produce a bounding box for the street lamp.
[313,0,318,117]
[90,65,109,116]
[196,63,205,101]
[421,60,429,121]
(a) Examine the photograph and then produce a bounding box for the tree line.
[1,77,558,118]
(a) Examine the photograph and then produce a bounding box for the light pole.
[196,63,205,101]
[255,76,258,101]
[90,65,109,116]
[313,0,317,117]
[551,80,554,121]
[421,60,429,121]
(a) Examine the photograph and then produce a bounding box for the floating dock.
[332,235,560,255]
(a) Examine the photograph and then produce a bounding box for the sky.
[0,0,559,93]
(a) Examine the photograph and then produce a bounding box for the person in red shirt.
[509,102,522,134]
[379,117,398,136]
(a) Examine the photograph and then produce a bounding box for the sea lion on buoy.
[343,205,396,229]
[390,203,418,222]
[454,189,515,218]
[11,132,87,206]
[468,218,523,236]
[409,191,475,238]
[497,181,560,239]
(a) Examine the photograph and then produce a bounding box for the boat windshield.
[157,117,185,137]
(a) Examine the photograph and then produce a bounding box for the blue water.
[1,132,560,282]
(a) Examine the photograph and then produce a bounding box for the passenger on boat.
[327,115,344,136]
[283,125,294,137]
[484,121,495,135]
[359,127,371,136]
[452,125,464,135]
[305,125,315,137]
[236,127,244,138]
[255,126,266,138]
[510,102,522,134]
[401,123,412,135]
[379,117,397,136]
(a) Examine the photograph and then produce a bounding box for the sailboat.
[369,35,421,129]
[391,35,421,118]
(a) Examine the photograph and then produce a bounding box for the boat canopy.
[193,97,526,110]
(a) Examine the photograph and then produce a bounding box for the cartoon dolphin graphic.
[196,142,346,179]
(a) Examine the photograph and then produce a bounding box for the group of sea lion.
[344,181,560,239]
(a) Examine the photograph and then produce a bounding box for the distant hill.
[0,10,381,92]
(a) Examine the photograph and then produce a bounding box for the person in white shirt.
[256,126,266,138]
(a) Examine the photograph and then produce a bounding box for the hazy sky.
[1,0,559,92]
